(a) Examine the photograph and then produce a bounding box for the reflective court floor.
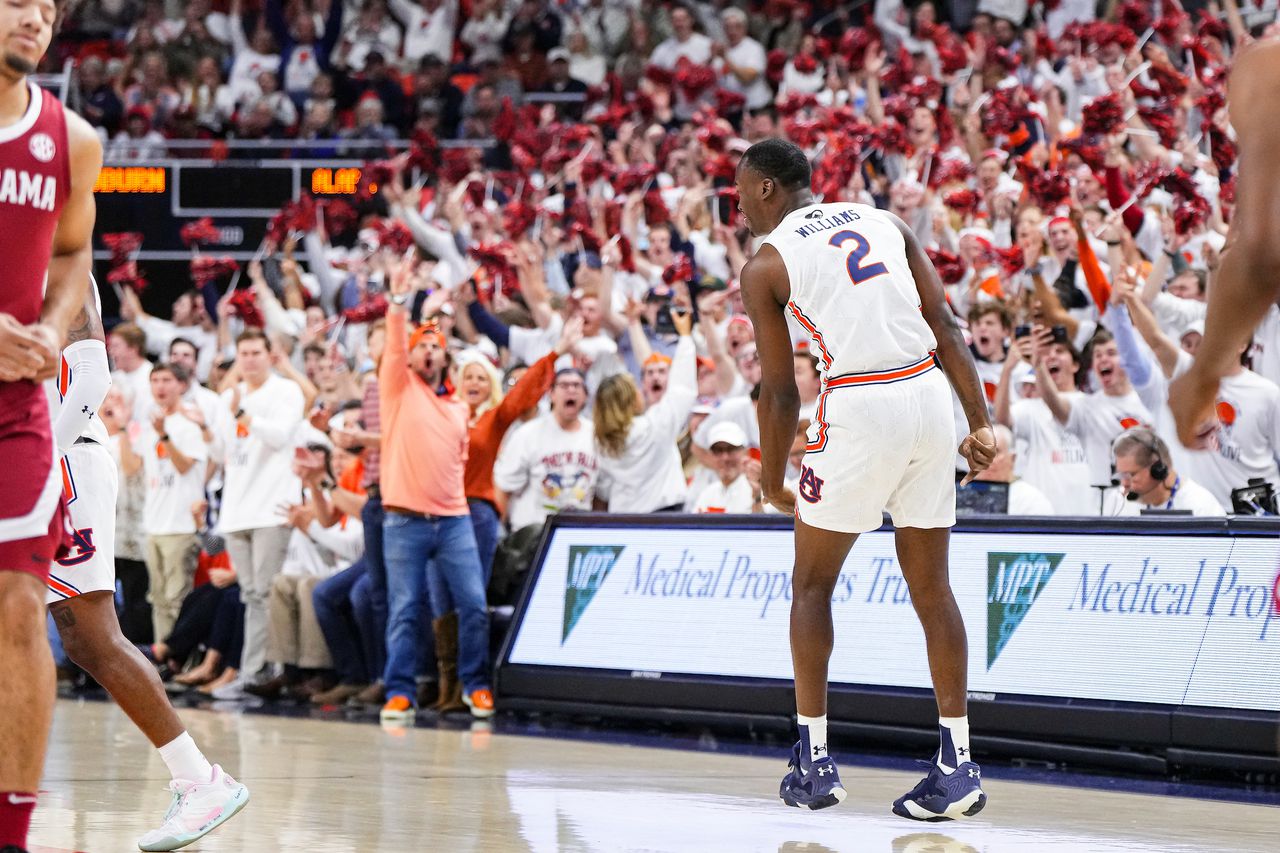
[29,700,1280,853]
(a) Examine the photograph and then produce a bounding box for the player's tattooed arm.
[65,294,106,346]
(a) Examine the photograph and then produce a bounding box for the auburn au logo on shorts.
[799,466,825,504]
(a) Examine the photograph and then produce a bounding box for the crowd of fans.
[56,0,1280,717]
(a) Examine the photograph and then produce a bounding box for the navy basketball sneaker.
[892,760,986,821]
[779,740,847,810]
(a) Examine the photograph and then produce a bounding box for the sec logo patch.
[29,132,55,163]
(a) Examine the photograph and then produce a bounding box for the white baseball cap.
[707,421,748,449]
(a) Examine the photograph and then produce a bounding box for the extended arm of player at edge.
[740,244,800,498]
[41,115,102,345]
[893,214,991,435]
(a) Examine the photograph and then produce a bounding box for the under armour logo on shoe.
[958,747,968,756]
[813,745,826,757]
[968,768,980,778]
[816,765,833,776]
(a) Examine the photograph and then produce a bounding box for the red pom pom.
[662,253,694,285]
[1198,9,1229,42]
[342,293,389,324]
[1137,103,1181,148]
[1026,168,1073,211]
[371,219,414,255]
[502,200,537,240]
[674,58,718,99]
[792,52,818,75]
[1118,1,1153,34]
[1148,63,1188,98]
[927,248,966,285]
[318,199,358,237]
[189,256,239,287]
[469,242,519,287]
[106,260,148,292]
[643,190,670,226]
[407,128,440,173]
[928,158,974,190]
[616,235,637,273]
[493,97,517,142]
[1210,131,1236,173]
[227,290,264,328]
[1082,93,1125,136]
[1173,196,1210,234]
[180,217,221,249]
[611,164,657,196]
[713,88,746,114]
[102,232,143,265]
[1057,136,1107,171]
[987,245,1026,276]
[943,187,981,214]
[644,64,674,88]
[766,49,788,85]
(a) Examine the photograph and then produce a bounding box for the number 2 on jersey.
[829,230,888,285]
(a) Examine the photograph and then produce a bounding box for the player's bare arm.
[740,243,800,515]
[1170,39,1280,447]
[33,110,101,381]
[890,212,995,482]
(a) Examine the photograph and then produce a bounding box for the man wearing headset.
[1101,428,1225,517]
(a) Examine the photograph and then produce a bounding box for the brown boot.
[350,680,385,707]
[430,612,467,714]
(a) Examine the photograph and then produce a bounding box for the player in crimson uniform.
[0,3,100,852]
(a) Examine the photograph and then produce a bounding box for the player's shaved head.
[739,138,811,191]
[735,138,815,236]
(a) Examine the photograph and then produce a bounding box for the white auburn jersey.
[761,203,937,379]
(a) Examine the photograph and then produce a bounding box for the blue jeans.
[313,558,369,685]
[468,498,500,586]
[383,512,489,702]
[361,495,388,677]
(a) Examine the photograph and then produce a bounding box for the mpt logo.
[986,552,1063,668]
[562,544,624,643]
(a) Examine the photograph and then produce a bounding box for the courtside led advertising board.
[508,522,1280,711]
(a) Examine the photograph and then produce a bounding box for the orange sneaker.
[464,688,495,719]
[380,694,415,723]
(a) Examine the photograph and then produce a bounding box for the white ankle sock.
[158,732,214,783]
[797,713,828,767]
[937,716,971,774]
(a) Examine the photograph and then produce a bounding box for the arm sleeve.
[1105,166,1146,235]
[644,335,697,440]
[1076,236,1111,316]
[492,424,531,494]
[320,0,344,55]
[491,350,556,435]
[307,519,365,564]
[397,203,471,288]
[379,308,409,397]
[467,300,510,349]
[303,233,342,314]
[228,12,249,55]
[264,0,292,48]
[387,0,418,26]
[53,340,112,454]
[1104,304,1156,393]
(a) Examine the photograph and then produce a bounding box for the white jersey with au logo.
[761,203,937,378]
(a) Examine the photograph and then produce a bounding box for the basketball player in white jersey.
[737,139,996,820]
[44,280,248,852]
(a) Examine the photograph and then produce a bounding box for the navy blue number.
[828,230,888,285]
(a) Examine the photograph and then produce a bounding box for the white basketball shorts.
[46,440,119,604]
[796,358,957,535]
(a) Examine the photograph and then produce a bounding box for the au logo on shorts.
[799,466,824,504]
[57,528,97,567]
